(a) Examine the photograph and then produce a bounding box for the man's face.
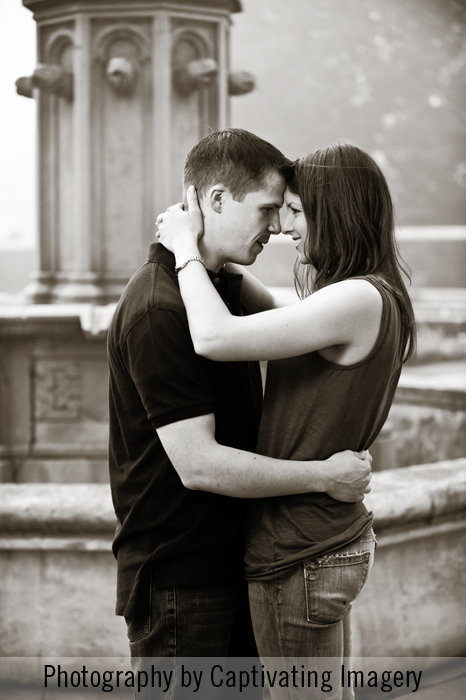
[209,171,286,266]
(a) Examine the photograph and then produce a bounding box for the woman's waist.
[246,494,370,569]
[245,500,373,581]
[249,491,369,530]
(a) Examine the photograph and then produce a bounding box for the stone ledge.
[394,386,466,411]
[364,458,466,529]
[0,459,465,536]
[0,483,116,534]
[0,303,117,340]
[23,0,244,16]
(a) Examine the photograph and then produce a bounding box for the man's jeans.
[248,530,376,700]
[126,580,261,699]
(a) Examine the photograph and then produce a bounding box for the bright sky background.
[0,2,37,250]
[1,0,464,256]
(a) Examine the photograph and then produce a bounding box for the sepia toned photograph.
[0,1,465,698]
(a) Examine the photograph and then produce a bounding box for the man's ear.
[208,185,226,214]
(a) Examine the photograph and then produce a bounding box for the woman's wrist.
[175,254,206,275]
[174,243,202,267]
[173,240,200,260]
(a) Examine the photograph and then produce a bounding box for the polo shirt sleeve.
[123,307,215,429]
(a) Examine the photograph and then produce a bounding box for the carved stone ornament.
[15,77,34,98]
[174,58,219,95]
[228,70,255,96]
[16,64,74,100]
[106,56,138,95]
[94,25,151,64]
[34,359,82,421]
[33,63,74,100]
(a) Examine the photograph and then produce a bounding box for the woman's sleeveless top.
[244,276,403,580]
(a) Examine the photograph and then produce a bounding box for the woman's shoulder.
[312,277,383,316]
[311,278,389,366]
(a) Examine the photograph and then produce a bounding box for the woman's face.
[281,189,310,265]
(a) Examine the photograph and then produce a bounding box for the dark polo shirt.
[108,243,262,618]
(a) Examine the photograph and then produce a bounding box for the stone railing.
[0,483,127,684]
[0,459,465,683]
[352,458,466,670]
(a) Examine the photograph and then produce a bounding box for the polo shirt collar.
[147,242,244,316]
[148,242,176,269]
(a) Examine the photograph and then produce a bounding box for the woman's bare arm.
[157,189,383,363]
[224,262,299,313]
[177,268,382,362]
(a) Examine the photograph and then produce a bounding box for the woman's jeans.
[248,530,376,700]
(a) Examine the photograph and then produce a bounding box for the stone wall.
[0,459,465,683]
[1,305,465,483]
[0,307,111,483]
[0,483,127,684]
[231,0,466,226]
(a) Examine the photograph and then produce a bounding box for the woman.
[158,144,415,698]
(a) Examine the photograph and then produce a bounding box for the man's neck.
[198,241,224,273]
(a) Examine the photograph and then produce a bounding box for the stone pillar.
[0,0,252,483]
[19,0,248,303]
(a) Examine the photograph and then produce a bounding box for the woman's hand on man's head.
[155,186,204,255]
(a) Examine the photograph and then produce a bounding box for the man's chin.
[236,246,265,266]
[235,254,259,266]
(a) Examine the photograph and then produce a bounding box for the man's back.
[107,242,262,621]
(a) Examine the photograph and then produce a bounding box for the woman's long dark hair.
[289,143,416,362]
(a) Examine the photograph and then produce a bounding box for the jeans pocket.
[304,547,371,626]
[125,613,151,644]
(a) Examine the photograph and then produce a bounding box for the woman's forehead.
[285,188,302,205]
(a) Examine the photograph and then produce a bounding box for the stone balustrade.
[387,361,466,468]
[352,458,466,674]
[0,458,465,683]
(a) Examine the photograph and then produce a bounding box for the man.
[107,129,371,686]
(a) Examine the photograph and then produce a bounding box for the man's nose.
[280,211,293,235]
[267,211,281,235]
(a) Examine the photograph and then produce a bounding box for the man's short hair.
[184,128,292,201]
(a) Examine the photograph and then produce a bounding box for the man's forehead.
[194,170,286,203]
[248,171,286,201]
[260,170,286,189]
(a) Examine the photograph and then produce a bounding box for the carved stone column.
[0,0,252,483]
[20,0,249,303]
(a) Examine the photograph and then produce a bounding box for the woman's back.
[245,275,402,580]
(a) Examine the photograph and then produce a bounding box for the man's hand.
[155,186,204,255]
[324,449,372,502]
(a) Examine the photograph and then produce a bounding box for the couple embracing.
[108,129,415,699]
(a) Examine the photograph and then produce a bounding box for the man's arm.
[157,413,371,502]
